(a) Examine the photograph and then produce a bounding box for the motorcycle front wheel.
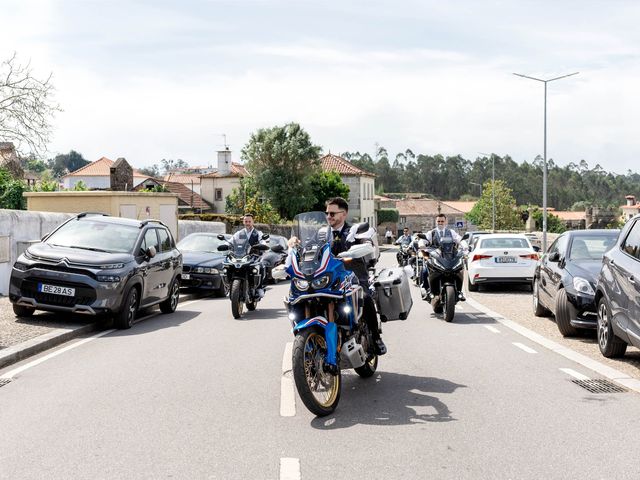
[443,285,456,322]
[230,279,244,319]
[292,327,341,417]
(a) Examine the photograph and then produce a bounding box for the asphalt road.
[1,251,640,480]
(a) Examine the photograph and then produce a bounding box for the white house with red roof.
[199,149,249,213]
[61,157,148,190]
[320,153,376,225]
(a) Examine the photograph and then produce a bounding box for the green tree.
[243,122,321,219]
[48,150,90,178]
[530,207,566,234]
[225,177,282,224]
[0,167,26,209]
[308,171,349,211]
[160,158,189,174]
[466,180,521,230]
[138,164,161,178]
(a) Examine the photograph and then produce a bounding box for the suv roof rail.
[140,218,169,228]
[76,212,110,218]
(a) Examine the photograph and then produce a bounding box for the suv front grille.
[31,263,97,278]
[20,279,97,306]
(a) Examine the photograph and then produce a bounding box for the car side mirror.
[356,222,370,234]
[217,234,226,241]
[261,233,270,240]
[548,251,560,262]
[146,246,157,258]
[217,244,229,252]
[271,244,285,253]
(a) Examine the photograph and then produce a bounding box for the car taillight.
[472,254,492,262]
[519,253,539,260]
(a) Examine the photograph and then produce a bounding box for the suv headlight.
[311,275,330,290]
[13,262,28,271]
[97,274,121,282]
[573,277,595,296]
[293,278,309,291]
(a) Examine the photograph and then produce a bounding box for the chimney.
[625,195,636,206]
[217,148,231,176]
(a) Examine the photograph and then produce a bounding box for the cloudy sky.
[3,0,640,174]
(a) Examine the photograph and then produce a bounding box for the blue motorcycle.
[277,212,379,416]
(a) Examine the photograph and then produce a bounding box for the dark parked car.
[533,229,619,337]
[177,233,228,296]
[9,213,182,329]
[262,234,288,282]
[595,214,640,357]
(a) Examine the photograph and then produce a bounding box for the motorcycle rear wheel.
[443,285,456,322]
[230,279,244,319]
[293,327,341,417]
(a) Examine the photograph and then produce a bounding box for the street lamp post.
[513,71,579,252]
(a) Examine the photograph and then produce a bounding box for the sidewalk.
[0,296,104,370]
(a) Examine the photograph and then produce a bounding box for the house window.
[214,188,223,201]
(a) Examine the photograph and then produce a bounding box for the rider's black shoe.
[373,338,387,356]
[458,292,466,301]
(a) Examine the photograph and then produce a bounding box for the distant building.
[135,178,212,213]
[61,157,148,190]
[621,195,640,222]
[395,199,468,233]
[320,153,375,226]
[199,149,249,213]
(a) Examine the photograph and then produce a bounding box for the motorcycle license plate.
[495,256,517,263]
[182,274,191,280]
[38,283,75,296]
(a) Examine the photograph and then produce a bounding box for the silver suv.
[9,213,182,329]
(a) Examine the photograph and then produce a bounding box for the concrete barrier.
[0,209,226,295]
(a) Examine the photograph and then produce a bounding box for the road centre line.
[513,342,538,354]
[484,325,500,333]
[280,457,301,480]
[280,342,296,417]
[466,297,640,394]
[560,368,590,381]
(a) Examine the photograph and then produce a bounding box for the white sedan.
[466,233,539,291]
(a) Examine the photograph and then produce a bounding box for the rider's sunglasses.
[325,210,345,217]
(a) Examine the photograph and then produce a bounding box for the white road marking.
[484,325,500,333]
[0,329,115,379]
[280,458,301,480]
[467,314,477,319]
[513,342,538,354]
[560,368,590,381]
[466,297,640,394]
[280,342,296,417]
[0,296,210,380]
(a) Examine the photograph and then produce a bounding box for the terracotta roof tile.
[441,201,476,214]
[164,173,202,185]
[134,180,212,210]
[395,199,465,216]
[320,154,375,177]
[63,157,146,178]
[553,211,586,221]
[201,162,248,178]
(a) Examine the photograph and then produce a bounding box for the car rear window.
[480,238,529,249]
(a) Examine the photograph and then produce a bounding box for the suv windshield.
[47,219,139,253]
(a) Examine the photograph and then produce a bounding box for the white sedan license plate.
[182,273,191,280]
[38,283,75,296]
[495,256,517,263]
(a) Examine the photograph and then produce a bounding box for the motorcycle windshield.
[292,212,330,250]
[230,231,251,257]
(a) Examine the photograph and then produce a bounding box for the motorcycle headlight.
[573,276,595,296]
[293,278,309,291]
[311,275,330,290]
[453,258,463,269]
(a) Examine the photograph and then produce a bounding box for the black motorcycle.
[218,233,269,319]
[396,243,413,267]
[426,237,464,322]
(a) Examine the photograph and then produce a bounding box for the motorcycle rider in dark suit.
[233,213,267,297]
[325,197,386,355]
